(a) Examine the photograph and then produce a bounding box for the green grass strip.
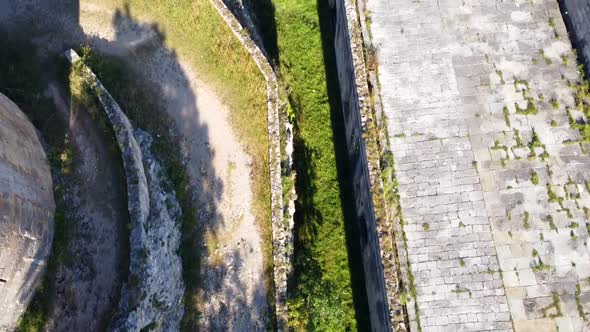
[252,0,361,329]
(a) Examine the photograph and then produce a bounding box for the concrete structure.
[365,0,590,330]
[0,93,55,330]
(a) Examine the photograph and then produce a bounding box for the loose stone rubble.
[111,129,184,332]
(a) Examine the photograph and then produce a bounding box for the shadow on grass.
[249,0,371,329]
[317,1,371,330]
[249,0,280,66]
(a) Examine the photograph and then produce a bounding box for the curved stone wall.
[0,93,55,330]
[66,50,184,331]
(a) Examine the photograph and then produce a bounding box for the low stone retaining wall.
[66,50,184,331]
[65,49,150,228]
[207,1,291,330]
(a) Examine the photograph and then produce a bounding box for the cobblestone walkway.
[366,0,590,330]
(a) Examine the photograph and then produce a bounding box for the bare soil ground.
[46,82,128,332]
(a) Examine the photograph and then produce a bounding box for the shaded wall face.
[0,93,55,330]
[561,0,590,76]
[331,1,392,331]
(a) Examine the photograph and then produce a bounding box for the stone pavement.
[366,0,590,330]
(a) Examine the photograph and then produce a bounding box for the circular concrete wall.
[0,93,55,330]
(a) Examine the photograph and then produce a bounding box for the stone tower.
[0,93,55,330]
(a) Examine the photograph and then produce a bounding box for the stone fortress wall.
[329,0,401,330]
[0,93,55,330]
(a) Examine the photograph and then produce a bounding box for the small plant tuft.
[515,98,538,115]
[575,283,587,321]
[503,106,511,127]
[523,211,531,229]
[561,54,570,67]
[541,49,552,65]
[532,258,552,273]
[531,171,539,185]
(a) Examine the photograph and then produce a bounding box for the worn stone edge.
[342,1,411,330]
[67,50,186,330]
[205,2,288,330]
[66,49,155,329]
[65,49,150,229]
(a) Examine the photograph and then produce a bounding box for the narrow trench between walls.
[331,1,406,331]
[211,0,374,329]
[250,0,417,330]
[245,0,374,330]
